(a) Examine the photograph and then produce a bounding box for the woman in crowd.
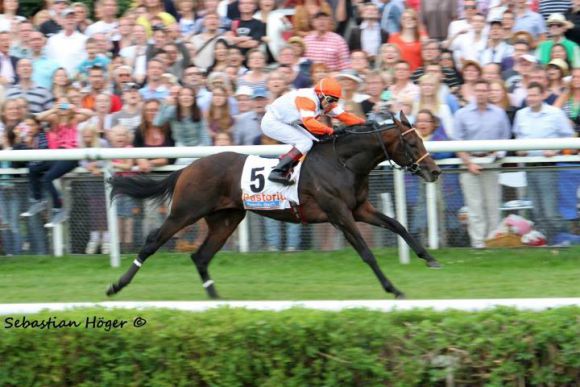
[25,97,93,226]
[237,49,269,91]
[413,74,454,136]
[489,79,517,125]
[206,38,230,74]
[387,9,425,72]
[205,85,234,142]
[375,43,401,76]
[547,59,569,99]
[51,68,71,100]
[254,0,293,61]
[293,0,332,37]
[456,60,482,106]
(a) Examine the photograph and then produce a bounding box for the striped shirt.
[6,84,54,114]
[304,32,351,71]
[538,0,572,19]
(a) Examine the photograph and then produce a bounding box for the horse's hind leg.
[106,213,191,296]
[191,209,246,299]
[354,201,441,268]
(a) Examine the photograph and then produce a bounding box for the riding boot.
[268,147,303,186]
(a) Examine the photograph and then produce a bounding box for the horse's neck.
[334,130,388,175]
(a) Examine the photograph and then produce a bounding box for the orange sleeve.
[335,112,366,126]
[295,96,333,135]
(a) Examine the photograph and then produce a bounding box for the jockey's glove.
[333,126,347,136]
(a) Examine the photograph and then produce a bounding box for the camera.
[152,24,165,32]
[59,103,70,110]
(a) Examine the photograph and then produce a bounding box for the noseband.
[333,122,430,175]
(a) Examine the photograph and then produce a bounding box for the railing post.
[393,169,410,264]
[426,182,439,249]
[238,216,250,253]
[104,164,120,268]
[53,224,64,257]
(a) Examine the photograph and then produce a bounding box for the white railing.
[0,138,578,267]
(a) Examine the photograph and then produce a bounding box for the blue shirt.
[513,103,574,156]
[453,103,512,141]
[77,55,111,77]
[31,55,61,90]
[139,85,169,101]
[380,0,405,34]
[513,10,547,39]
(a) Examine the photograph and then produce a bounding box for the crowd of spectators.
[0,0,579,255]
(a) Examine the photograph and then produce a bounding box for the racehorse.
[107,112,442,299]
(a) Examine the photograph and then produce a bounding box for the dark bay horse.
[107,113,442,299]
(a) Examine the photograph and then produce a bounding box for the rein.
[331,122,430,175]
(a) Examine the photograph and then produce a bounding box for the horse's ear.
[399,110,412,128]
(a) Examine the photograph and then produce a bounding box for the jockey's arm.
[330,105,366,126]
[296,97,334,135]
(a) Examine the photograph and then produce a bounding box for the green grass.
[1,247,579,302]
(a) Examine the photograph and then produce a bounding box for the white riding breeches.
[261,111,317,154]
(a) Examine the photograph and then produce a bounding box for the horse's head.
[382,111,441,182]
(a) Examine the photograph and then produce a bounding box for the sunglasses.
[464,5,476,9]
[324,96,339,104]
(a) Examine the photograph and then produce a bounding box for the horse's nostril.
[432,169,441,177]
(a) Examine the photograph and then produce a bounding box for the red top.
[388,33,425,72]
[47,123,78,149]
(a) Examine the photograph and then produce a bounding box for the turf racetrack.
[1,247,578,303]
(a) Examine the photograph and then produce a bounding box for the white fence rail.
[0,138,578,267]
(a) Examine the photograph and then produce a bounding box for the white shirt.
[46,31,88,77]
[513,103,574,155]
[480,41,514,65]
[0,52,14,83]
[450,30,488,67]
[360,21,382,58]
[267,88,346,124]
[85,20,119,40]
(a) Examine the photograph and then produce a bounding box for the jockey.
[261,77,366,185]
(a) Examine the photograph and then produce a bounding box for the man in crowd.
[304,12,350,71]
[6,59,53,114]
[45,8,88,77]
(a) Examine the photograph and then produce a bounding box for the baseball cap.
[252,87,268,99]
[520,54,538,63]
[122,82,140,92]
[235,85,253,98]
[61,8,75,17]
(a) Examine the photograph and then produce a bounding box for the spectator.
[50,68,70,100]
[226,46,247,75]
[78,125,110,254]
[389,60,419,107]
[29,31,60,90]
[233,85,253,114]
[293,0,332,38]
[555,67,580,134]
[108,125,135,252]
[0,0,25,33]
[547,58,569,98]
[412,74,454,136]
[205,85,234,142]
[237,49,268,91]
[537,13,580,67]
[439,49,463,88]
[539,0,573,20]
[375,43,401,76]
[85,0,119,38]
[0,98,23,135]
[73,2,93,34]
[489,78,518,124]
[481,63,502,82]
[116,16,135,54]
[136,0,176,37]
[81,65,122,112]
[350,50,371,77]
[139,59,169,101]
[119,24,148,83]
[45,8,88,78]
[77,38,112,79]
[388,9,425,72]
[39,0,69,37]
[446,0,478,43]
[513,82,575,243]
[276,46,312,88]
[412,40,462,90]
[336,70,371,117]
[206,38,229,74]
[6,59,53,114]
[10,20,34,59]
[502,10,517,42]
[304,11,350,71]
[421,0,456,40]
[24,97,94,226]
[363,70,388,116]
[190,11,222,71]
[154,85,211,159]
[348,3,388,62]
[163,42,191,79]
[111,82,142,135]
[254,0,292,61]
[191,0,231,35]
[456,60,482,106]
[380,0,405,35]
[79,93,113,137]
[266,70,290,98]
[448,12,488,68]
[287,36,312,75]
[565,0,580,44]
[0,31,18,86]
[480,19,514,66]
[228,0,266,56]
[454,79,512,249]
[232,86,268,145]
[513,0,547,40]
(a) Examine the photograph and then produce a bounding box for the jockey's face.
[320,95,338,111]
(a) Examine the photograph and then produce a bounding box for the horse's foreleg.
[191,209,246,299]
[106,215,189,296]
[325,204,405,299]
[354,201,441,268]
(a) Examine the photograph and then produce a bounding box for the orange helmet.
[314,77,342,99]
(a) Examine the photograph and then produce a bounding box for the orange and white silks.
[261,88,365,153]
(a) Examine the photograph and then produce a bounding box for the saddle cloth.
[241,155,302,210]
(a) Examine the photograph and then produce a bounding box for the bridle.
[331,121,431,175]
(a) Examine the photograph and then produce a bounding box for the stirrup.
[268,171,295,186]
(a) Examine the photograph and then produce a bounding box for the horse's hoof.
[427,260,442,269]
[106,284,118,297]
[394,292,406,300]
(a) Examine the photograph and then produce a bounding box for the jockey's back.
[267,88,323,125]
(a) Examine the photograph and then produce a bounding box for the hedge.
[0,307,578,386]
[19,0,134,19]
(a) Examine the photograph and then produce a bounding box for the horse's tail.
[108,169,184,204]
